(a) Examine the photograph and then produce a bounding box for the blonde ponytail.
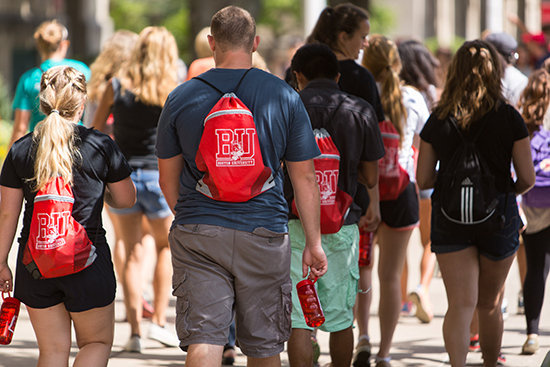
[362,34,407,144]
[30,66,86,191]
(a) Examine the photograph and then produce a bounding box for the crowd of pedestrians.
[0,4,549,367]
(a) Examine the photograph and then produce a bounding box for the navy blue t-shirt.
[156,68,320,233]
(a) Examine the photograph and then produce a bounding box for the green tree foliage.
[0,74,12,164]
[110,0,191,62]
[259,0,302,36]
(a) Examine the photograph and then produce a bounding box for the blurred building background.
[0,0,547,95]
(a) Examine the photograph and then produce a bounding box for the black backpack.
[436,116,506,235]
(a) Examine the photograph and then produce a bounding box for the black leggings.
[522,225,550,335]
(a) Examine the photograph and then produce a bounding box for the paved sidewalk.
[1,216,549,366]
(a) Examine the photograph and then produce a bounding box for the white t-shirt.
[399,86,430,182]
[502,65,528,108]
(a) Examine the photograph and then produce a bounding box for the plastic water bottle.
[0,292,20,345]
[296,278,325,327]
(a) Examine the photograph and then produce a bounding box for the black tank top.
[111,77,163,170]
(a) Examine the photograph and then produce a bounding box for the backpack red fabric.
[378,120,410,201]
[194,69,275,202]
[291,128,353,234]
[23,177,96,280]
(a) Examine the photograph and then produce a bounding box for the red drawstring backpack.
[378,120,410,201]
[194,69,275,202]
[24,177,96,279]
[292,96,353,234]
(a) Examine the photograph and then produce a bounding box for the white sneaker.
[501,297,509,321]
[124,335,142,353]
[148,322,180,347]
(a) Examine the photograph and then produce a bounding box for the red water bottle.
[358,228,373,267]
[0,292,20,345]
[296,277,325,327]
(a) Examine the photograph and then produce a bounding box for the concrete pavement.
[1,214,549,366]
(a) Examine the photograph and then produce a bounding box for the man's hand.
[302,242,327,280]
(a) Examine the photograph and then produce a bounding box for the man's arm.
[285,159,327,279]
[158,155,184,215]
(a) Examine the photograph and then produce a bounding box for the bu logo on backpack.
[378,120,410,201]
[522,127,550,207]
[437,116,505,235]
[291,96,353,234]
[23,177,97,280]
[194,68,275,202]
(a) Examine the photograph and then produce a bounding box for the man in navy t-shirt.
[156,6,327,367]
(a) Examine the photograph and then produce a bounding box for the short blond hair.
[34,20,68,58]
[195,27,212,59]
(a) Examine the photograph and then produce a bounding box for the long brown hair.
[518,68,550,136]
[307,3,368,55]
[31,66,86,191]
[434,39,504,129]
[362,34,407,143]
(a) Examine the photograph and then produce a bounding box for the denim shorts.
[288,220,359,333]
[109,169,171,219]
[431,193,520,261]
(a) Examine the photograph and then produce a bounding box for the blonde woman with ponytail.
[0,66,135,367]
[92,26,180,352]
[360,34,430,367]
[10,20,91,149]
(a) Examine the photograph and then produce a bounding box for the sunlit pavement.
[1,210,549,366]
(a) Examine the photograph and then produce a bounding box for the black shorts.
[379,182,420,229]
[14,242,116,312]
[430,193,520,261]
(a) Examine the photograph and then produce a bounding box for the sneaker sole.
[409,291,432,323]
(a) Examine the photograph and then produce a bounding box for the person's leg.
[376,225,413,359]
[247,354,281,367]
[117,212,145,338]
[329,326,354,367]
[27,303,72,367]
[147,215,173,328]
[400,259,409,313]
[107,209,125,283]
[355,264,373,339]
[418,198,436,290]
[71,302,115,367]
[186,344,224,367]
[522,228,550,338]
[476,254,516,367]
[436,247,479,367]
[409,197,436,323]
[287,328,313,367]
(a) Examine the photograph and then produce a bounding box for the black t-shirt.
[285,79,385,225]
[420,103,528,194]
[337,59,385,123]
[111,78,163,170]
[0,125,133,247]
